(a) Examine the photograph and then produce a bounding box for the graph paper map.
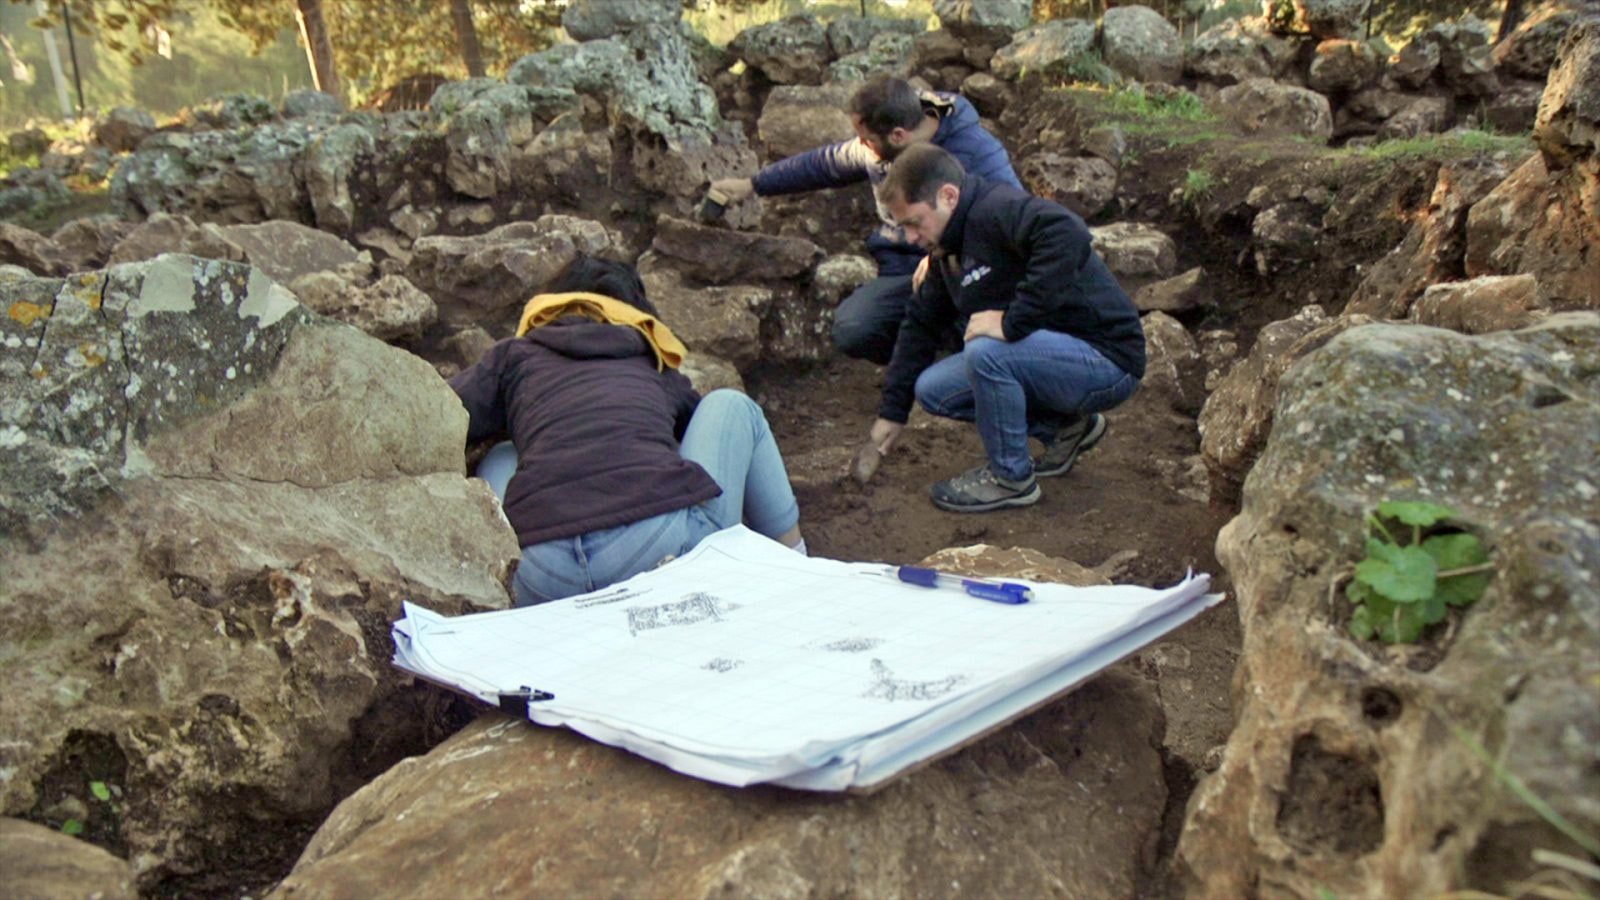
[393,526,1223,791]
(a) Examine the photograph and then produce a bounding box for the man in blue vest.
[866,144,1145,513]
[709,75,1020,364]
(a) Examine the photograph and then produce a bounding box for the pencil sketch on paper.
[702,657,744,673]
[862,659,968,702]
[627,592,737,636]
[814,637,884,653]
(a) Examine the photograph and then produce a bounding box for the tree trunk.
[1496,0,1525,43]
[294,0,343,105]
[35,0,73,118]
[450,0,484,78]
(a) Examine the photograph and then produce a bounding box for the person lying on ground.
[450,255,806,605]
[863,144,1146,514]
[708,74,1020,365]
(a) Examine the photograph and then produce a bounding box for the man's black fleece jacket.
[878,174,1147,424]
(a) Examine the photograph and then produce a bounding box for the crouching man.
[865,144,1146,512]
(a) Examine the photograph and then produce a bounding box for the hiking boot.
[1035,413,1107,478]
[929,463,1041,513]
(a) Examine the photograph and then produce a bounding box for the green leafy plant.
[89,780,112,802]
[60,818,84,836]
[1346,500,1493,643]
[1181,168,1215,206]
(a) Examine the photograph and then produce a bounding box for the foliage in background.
[1181,167,1213,206]
[1346,501,1492,644]
[2,0,1524,129]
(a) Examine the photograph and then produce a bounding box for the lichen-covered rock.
[1268,0,1371,39]
[756,83,856,161]
[0,223,68,276]
[92,106,157,153]
[273,668,1167,899]
[1186,18,1294,85]
[1215,78,1334,141]
[1492,7,1584,80]
[1197,305,1370,505]
[826,31,917,83]
[1178,314,1600,898]
[107,212,248,267]
[932,0,1032,42]
[1020,153,1117,219]
[1089,222,1177,286]
[729,14,833,85]
[0,166,70,221]
[111,125,314,224]
[1464,153,1599,312]
[1134,310,1206,416]
[181,92,277,131]
[561,0,680,41]
[1438,16,1503,97]
[509,112,613,208]
[1345,157,1510,320]
[1391,33,1443,88]
[1411,274,1548,334]
[0,255,517,888]
[1102,5,1183,85]
[1,818,135,900]
[302,123,375,233]
[1250,200,1324,276]
[641,267,770,370]
[1531,18,1599,169]
[290,272,438,342]
[281,89,343,119]
[1482,78,1547,135]
[1134,266,1210,314]
[508,26,755,198]
[406,215,622,332]
[812,253,876,308]
[825,14,925,57]
[651,214,823,283]
[989,19,1096,82]
[1377,94,1451,139]
[679,352,746,395]
[215,221,366,287]
[50,215,135,272]
[1307,38,1381,94]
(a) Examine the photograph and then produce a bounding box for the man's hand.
[911,255,931,293]
[869,418,904,455]
[708,177,754,204]
[964,310,1007,342]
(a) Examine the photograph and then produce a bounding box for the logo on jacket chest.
[959,263,991,288]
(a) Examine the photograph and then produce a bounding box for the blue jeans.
[914,331,1138,482]
[479,390,801,606]
[832,275,913,364]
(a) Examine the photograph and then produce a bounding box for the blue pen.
[893,566,1032,604]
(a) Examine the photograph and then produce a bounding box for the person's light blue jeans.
[478,390,800,606]
[914,330,1138,483]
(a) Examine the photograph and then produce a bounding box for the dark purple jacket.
[448,318,721,547]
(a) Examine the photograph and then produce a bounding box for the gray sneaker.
[930,463,1041,513]
[1035,413,1107,478]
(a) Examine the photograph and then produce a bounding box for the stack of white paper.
[392,526,1222,791]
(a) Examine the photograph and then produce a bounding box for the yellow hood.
[515,291,688,371]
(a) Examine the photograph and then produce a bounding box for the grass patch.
[1343,129,1533,162]
[1052,84,1222,149]
[1181,168,1215,207]
[1041,51,1122,88]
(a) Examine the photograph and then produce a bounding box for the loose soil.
[748,354,1242,886]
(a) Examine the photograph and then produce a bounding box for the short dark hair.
[544,254,657,317]
[849,75,923,137]
[883,143,966,207]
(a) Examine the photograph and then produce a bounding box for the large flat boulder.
[0,255,517,890]
[1178,314,1600,897]
[274,544,1169,899]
